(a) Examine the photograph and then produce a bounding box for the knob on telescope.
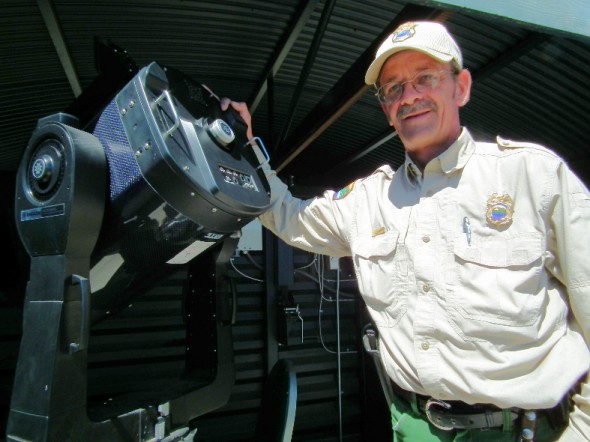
[27,139,65,199]
[207,118,235,148]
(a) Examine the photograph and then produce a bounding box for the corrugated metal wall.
[193,236,369,441]
[86,269,190,422]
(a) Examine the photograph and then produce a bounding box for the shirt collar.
[404,157,421,185]
[403,127,475,185]
[438,127,475,174]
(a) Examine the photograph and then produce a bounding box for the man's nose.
[398,81,421,105]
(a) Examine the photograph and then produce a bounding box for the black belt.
[390,382,520,431]
[422,397,519,431]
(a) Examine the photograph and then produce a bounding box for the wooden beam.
[37,0,82,97]
[248,0,320,114]
[275,3,440,173]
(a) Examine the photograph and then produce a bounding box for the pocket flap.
[454,232,543,267]
[352,230,399,259]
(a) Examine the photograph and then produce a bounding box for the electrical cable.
[311,254,356,300]
[229,257,264,282]
[313,253,356,283]
[242,250,263,270]
[295,254,318,270]
[316,255,357,355]
[234,251,357,357]
[294,269,356,299]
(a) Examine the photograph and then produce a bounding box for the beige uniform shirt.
[258,128,590,440]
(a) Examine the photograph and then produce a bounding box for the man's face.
[378,51,471,165]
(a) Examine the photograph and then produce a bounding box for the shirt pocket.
[351,230,408,327]
[449,232,545,342]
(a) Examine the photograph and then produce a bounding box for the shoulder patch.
[333,181,355,200]
[333,166,394,200]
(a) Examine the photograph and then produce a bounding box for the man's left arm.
[550,162,590,441]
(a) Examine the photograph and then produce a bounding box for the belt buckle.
[425,398,454,431]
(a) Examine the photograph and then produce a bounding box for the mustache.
[397,100,437,119]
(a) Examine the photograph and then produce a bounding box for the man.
[223,21,590,441]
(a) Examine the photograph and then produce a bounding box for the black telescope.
[7,61,270,441]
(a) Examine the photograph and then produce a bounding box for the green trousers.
[390,394,565,442]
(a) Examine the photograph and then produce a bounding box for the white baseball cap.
[365,21,463,85]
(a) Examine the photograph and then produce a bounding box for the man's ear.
[456,69,472,107]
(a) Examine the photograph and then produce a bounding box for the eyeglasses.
[375,69,453,106]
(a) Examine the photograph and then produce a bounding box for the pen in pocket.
[463,217,472,246]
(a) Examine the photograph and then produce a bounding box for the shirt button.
[422,236,430,243]
[423,284,431,293]
[421,342,430,351]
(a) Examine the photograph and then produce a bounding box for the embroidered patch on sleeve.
[333,181,355,200]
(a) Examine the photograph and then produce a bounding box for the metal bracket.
[284,305,303,343]
[151,89,180,138]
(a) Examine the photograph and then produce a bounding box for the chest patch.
[486,193,514,228]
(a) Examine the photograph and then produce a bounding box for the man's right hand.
[220,98,254,141]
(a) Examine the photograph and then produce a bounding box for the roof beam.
[275,0,337,150]
[337,129,398,168]
[37,0,82,97]
[248,0,320,114]
[471,32,550,82]
[275,3,440,173]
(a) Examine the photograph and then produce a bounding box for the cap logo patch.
[391,22,417,43]
[486,193,514,227]
[333,181,355,200]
